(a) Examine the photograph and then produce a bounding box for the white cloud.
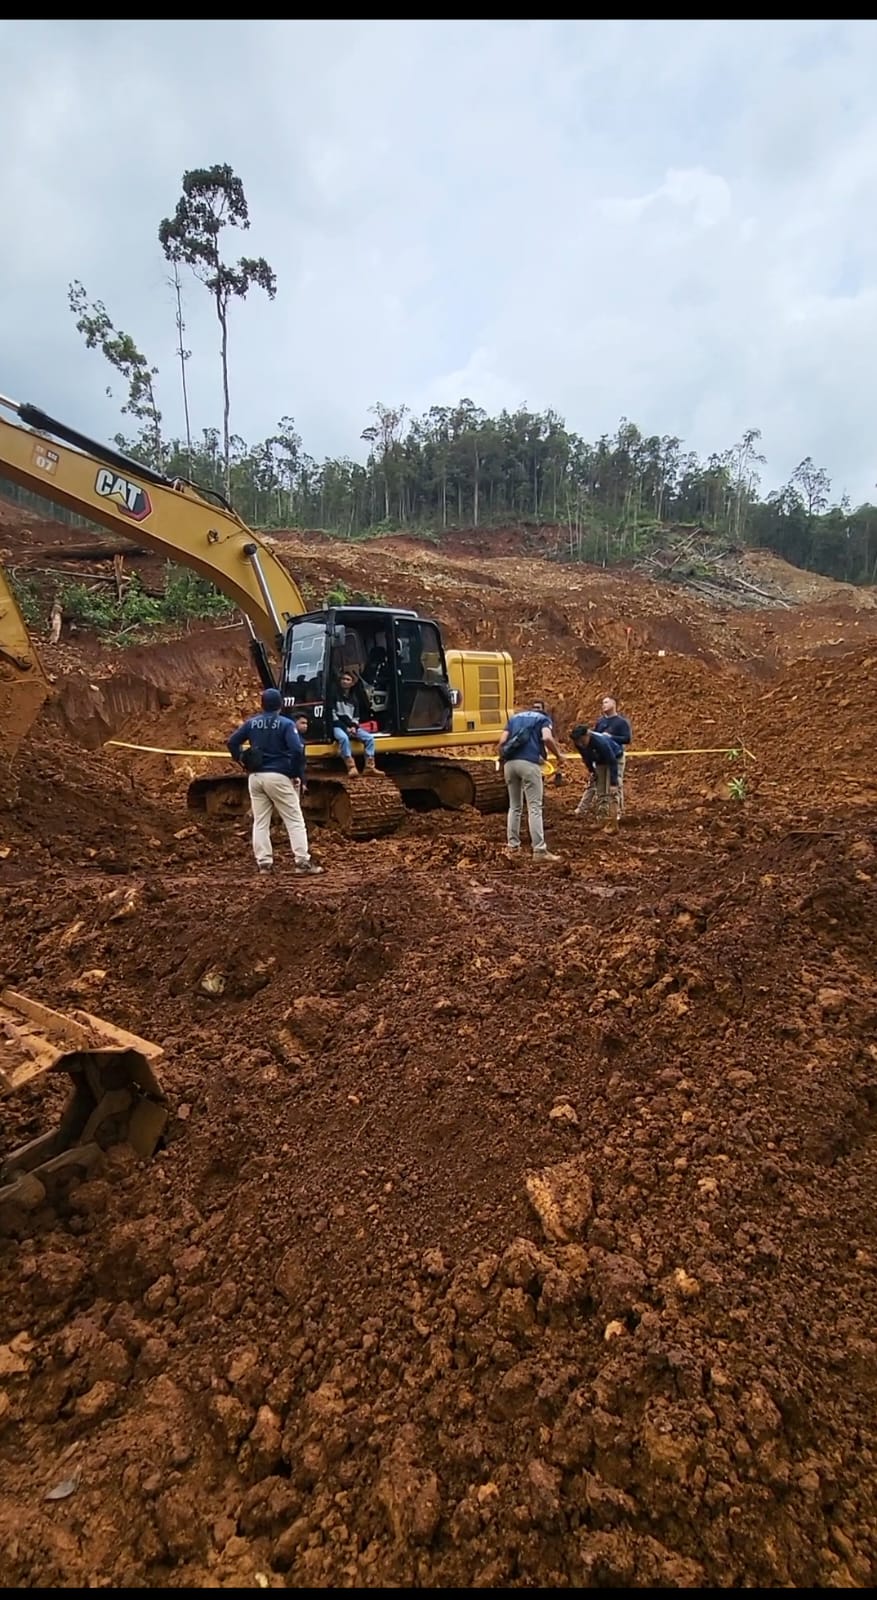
[1,19,877,501]
[603,168,733,229]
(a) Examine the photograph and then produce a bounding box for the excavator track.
[451,757,509,814]
[187,754,506,838]
[383,754,508,816]
[305,771,407,840]
[0,988,168,1207]
[186,767,406,840]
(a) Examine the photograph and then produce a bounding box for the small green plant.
[55,564,234,639]
[9,574,42,627]
[161,563,235,622]
[728,775,747,802]
[58,580,131,630]
[324,578,387,607]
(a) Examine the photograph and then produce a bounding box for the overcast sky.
[2,19,877,503]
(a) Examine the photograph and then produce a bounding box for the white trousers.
[248,772,311,866]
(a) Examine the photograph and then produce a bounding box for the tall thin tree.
[159,164,276,500]
[168,258,193,475]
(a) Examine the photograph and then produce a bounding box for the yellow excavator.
[0,392,515,840]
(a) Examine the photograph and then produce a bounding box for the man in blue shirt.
[595,695,632,807]
[498,702,562,862]
[570,722,624,823]
[227,687,324,876]
[587,695,632,816]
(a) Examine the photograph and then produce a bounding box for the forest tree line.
[2,163,874,587]
[6,400,875,587]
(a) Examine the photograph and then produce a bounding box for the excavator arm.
[0,394,308,673]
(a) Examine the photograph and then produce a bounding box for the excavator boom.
[0,396,308,659]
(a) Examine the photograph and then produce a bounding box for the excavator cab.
[280,607,460,744]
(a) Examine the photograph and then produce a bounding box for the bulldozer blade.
[0,987,169,1205]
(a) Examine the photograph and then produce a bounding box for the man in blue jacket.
[570,723,623,823]
[227,687,324,876]
[498,701,562,862]
[592,695,632,815]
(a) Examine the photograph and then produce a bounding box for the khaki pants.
[504,759,547,854]
[575,751,625,819]
[248,772,311,867]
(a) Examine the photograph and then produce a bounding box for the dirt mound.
[747,647,877,811]
[0,734,186,872]
[744,548,877,609]
[1,803,876,1587]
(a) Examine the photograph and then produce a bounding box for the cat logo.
[94,467,152,522]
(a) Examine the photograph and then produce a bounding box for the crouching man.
[570,723,623,823]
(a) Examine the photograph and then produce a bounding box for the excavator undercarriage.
[0,989,169,1209]
[186,754,509,839]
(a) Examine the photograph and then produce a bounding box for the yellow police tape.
[107,739,756,763]
[108,740,233,758]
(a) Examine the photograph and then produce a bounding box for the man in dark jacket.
[227,687,324,876]
[592,695,632,815]
[331,669,378,777]
[570,723,623,822]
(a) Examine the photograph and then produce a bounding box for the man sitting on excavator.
[331,669,378,777]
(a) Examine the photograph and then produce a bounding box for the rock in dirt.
[525,1155,594,1242]
[273,1247,307,1307]
[376,1426,442,1547]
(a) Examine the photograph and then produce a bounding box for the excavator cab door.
[280,618,331,733]
[392,618,454,736]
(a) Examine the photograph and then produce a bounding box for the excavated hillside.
[1,501,876,1589]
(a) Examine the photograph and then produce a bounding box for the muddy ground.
[1,505,876,1588]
